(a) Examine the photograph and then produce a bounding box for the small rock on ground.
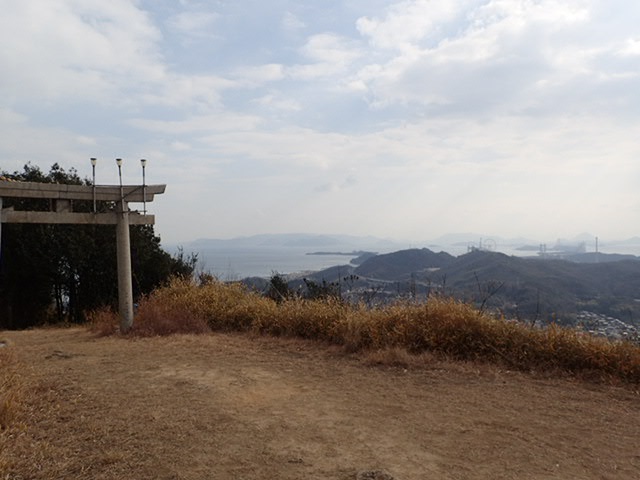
[356,470,395,480]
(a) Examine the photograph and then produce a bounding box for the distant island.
[306,250,378,266]
[306,250,372,256]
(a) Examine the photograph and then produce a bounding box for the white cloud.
[357,0,464,51]
[170,141,191,151]
[253,94,301,112]
[231,64,286,86]
[137,74,234,110]
[128,113,263,134]
[0,0,234,112]
[0,0,163,103]
[288,33,363,80]
[0,107,100,172]
[301,33,362,64]
[349,0,640,120]
[167,11,219,39]
[618,37,640,56]
[282,11,305,31]
[76,135,98,146]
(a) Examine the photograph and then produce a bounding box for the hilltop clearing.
[2,328,639,479]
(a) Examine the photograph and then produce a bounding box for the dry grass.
[88,277,640,383]
[130,297,211,337]
[87,306,120,337]
[362,347,434,369]
[1,375,69,478]
[0,343,29,475]
[0,346,23,431]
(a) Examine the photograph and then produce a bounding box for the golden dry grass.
[89,277,640,383]
[0,343,31,475]
[0,346,23,431]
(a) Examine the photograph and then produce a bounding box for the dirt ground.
[1,327,640,480]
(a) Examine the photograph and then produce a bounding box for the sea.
[188,247,367,280]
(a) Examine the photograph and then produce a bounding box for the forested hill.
[353,248,455,280]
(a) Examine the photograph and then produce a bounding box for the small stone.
[356,469,395,480]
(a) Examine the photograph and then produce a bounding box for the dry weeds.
[89,277,640,383]
[0,343,31,475]
[0,345,23,430]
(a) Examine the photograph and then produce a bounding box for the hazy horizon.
[169,231,640,279]
[171,231,640,255]
[2,1,639,244]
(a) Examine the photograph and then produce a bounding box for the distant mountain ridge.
[186,233,406,250]
[181,232,640,253]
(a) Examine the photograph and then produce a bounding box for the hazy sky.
[1,0,639,245]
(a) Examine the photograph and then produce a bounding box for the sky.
[1,0,639,245]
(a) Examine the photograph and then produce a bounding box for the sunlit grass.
[0,344,25,440]
[90,277,640,383]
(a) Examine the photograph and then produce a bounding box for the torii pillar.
[0,181,166,331]
[116,199,134,328]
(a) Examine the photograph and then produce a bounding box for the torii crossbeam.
[0,180,166,331]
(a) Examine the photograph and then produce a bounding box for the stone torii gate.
[0,180,166,331]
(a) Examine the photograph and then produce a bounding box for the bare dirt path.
[2,327,640,479]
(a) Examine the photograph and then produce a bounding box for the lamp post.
[116,158,123,208]
[140,158,147,215]
[90,157,97,213]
